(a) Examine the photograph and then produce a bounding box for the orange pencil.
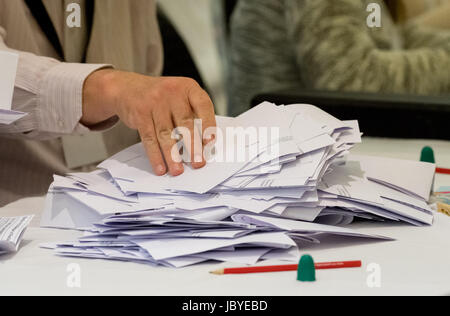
[210,260,362,275]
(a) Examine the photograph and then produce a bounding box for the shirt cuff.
[75,115,120,134]
[36,63,113,134]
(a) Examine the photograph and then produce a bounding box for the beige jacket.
[0,0,163,206]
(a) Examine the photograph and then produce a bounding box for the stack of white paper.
[316,158,435,227]
[0,51,27,125]
[40,102,435,267]
[0,216,33,255]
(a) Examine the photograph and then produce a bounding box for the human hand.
[82,69,216,176]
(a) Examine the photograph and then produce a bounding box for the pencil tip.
[210,269,224,275]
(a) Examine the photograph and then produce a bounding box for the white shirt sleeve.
[0,27,115,140]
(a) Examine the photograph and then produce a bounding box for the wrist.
[81,68,119,126]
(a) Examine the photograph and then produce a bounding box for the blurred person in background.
[229,0,450,116]
[397,0,450,28]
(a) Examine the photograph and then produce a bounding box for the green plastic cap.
[421,146,435,164]
[297,255,316,282]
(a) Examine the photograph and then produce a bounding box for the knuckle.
[159,77,182,92]
[146,89,162,105]
[197,92,213,108]
[157,128,173,143]
[164,77,199,92]
[202,93,213,104]
[184,77,198,88]
[141,133,158,146]
[179,116,194,127]
[134,104,150,119]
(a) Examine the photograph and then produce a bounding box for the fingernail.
[194,155,203,163]
[156,165,166,175]
[174,163,184,173]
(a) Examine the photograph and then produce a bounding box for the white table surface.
[1,137,450,296]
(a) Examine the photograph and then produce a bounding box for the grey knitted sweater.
[230,0,450,116]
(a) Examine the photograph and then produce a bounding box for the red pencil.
[436,167,450,175]
[210,260,362,275]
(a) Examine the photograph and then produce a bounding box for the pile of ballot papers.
[40,102,436,268]
[0,216,33,256]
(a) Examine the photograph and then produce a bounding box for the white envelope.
[0,51,18,110]
[40,190,105,230]
[350,155,435,200]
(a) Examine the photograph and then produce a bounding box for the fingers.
[138,110,183,177]
[188,84,217,146]
[153,106,184,177]
[138,123,167,177]
[172,105,205,169]
[135,77,216,177]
